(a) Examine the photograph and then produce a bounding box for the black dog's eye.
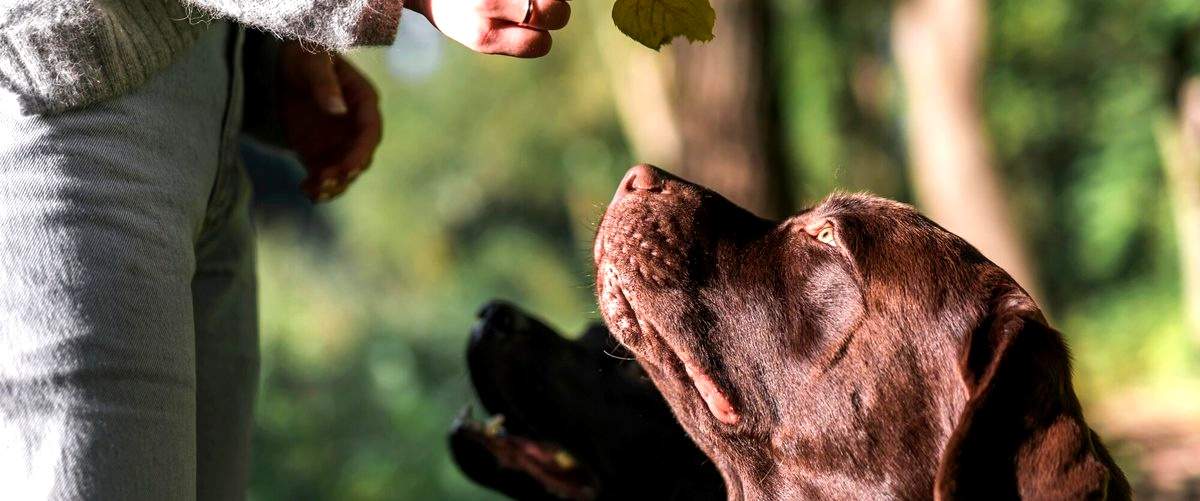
[816,224,836,247]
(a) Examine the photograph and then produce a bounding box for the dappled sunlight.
[247,0,1200,498]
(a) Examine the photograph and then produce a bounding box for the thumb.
[299,53,349,115]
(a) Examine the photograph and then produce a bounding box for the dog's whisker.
[602,349,636,361]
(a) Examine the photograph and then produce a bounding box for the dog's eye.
[816,225,836,246]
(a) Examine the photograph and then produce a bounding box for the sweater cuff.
[347,0,407,47]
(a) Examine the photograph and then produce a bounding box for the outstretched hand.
[407,0,570,58]
[278,42,382,202]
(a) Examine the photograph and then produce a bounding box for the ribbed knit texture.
[0,0,403,115]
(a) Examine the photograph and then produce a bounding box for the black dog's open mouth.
[450,299,726,500]
[449,302,601,500]
[450,407,597,500]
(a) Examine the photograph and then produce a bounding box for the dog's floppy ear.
[935,290,1130,500]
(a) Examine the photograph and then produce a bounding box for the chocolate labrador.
[449,301,724,500]
[593,164,1131,500]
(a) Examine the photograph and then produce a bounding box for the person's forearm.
[181,0,405,49]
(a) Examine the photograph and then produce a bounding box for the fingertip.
[553,2,571,30]
[305,57,349,114]
[323,94,349,115]
[522,31,552,58]
[529,0,570,31]
[476,22,553,58]
[510,29,552,58]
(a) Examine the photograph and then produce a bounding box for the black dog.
[450,301,723,500]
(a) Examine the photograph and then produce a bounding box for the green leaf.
[611,0,716,50]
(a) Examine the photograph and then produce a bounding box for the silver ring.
[522,0,534,24]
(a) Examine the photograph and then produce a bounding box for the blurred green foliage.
[249,1,1200,499]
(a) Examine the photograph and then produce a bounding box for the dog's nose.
[611,164,664,206]
[476,300,514,324]
[472,301,515,346]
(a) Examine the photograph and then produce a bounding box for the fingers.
[422,0,566,57]
[303,58,383,203]
[476,0,569,30]
[301,174,343,202]
[335,58,383,180]
[526,0,570,31]
[475,21,553,58]
[300,131,377,204]
[296,53,348,115]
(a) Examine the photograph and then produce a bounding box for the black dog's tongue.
[449,406,598,500]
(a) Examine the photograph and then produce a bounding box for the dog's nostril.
[611,164,664,206]
[470,301,514,349]
[624,164,663,192]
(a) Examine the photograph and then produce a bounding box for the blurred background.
[245,0,1200,498]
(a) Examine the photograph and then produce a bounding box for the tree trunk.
[594,0,792,219]
[891,0,1040,297]
[671,0,792,218]
[1155,79,1200,342]
[593,30,683,170]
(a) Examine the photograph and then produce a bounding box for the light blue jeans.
[0,22,258,500]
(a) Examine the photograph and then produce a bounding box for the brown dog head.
[593,165,1130,500]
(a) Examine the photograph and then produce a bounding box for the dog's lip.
[600,265,741,427]
[683,358,741,426]
[646,312,741,427]
[593,230,605,265]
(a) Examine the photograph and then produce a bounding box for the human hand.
[406,0,570,58]
[278,42,382,202]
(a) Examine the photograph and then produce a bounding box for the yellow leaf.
[611,0,716,50]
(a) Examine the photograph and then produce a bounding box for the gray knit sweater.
[0,0,403,114]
